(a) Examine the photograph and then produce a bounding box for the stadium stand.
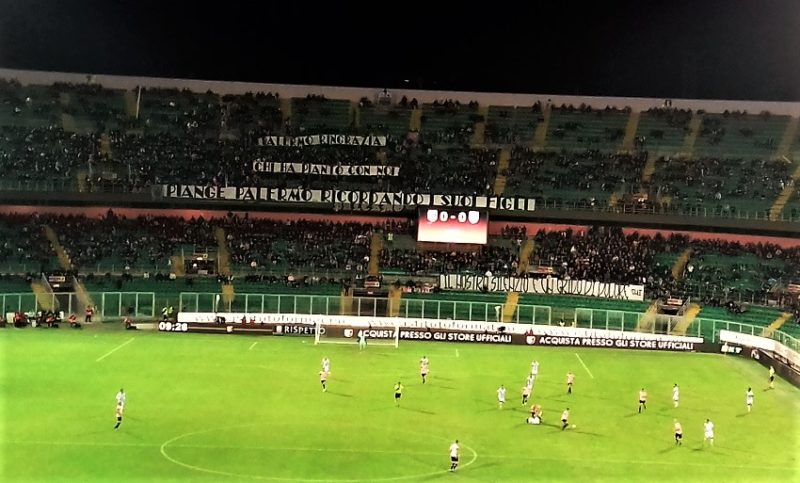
[2,212,796,313]
[1,77,798,220]
[503,150,646,206]
[0,72,798,340]
[545,105,631,152]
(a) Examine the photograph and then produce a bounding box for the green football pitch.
[1,328,798,482]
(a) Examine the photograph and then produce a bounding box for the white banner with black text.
[251,161,400,177]
[257,134,387,147]
[162,185,536,212]
[438,274,645,301]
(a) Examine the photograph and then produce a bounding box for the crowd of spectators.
[380,245,520,276]
[221,217,374,273]
[0,126,98,183]
[529,226,655,285]
[0,214,58,271]
[0,211,798,317]
[1,80,797,217]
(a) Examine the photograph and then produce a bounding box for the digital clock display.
[158,321,189,332]
[417,208,489,244]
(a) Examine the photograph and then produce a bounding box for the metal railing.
[533,198,799,222]
[1,291,156,318]
[179,292,553,325]
[176,292,799,352]
[0,178,78,192]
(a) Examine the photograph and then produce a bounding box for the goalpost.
[314,321,400,348]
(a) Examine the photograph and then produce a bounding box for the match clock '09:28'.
[158,321,188,332]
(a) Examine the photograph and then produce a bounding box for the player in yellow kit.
[420,356,429,384]
[114,388,125,430]
[521,382,532,405]
[566,372,575,394]
[394,382,404,406]
[319,370,329,392]
[673,420,683,446]
[638,388,647,413]
[561,408,570,431]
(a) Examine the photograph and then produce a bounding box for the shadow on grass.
[117,428,144,440]
[327,391,354,398]
[401,406,436,416]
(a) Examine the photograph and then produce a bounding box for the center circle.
[159,424,478,482]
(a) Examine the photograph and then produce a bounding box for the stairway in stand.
[215,227,235,309]
[776,116,798,159]
[620,110,641,152]
[768,161,800,221]
[679,113,703,158]
[368,233,383,276]
[531,104,551,150]
[471,105,488,146]
[493,148,511,195]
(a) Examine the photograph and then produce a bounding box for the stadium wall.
[1,67,799,115]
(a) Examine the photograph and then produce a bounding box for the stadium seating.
[485,105,539,144]
[692,112,789,160]
[546,106,630,152]
[649,156,792,216]
[359,105,411,137]
[1,214,797,311]
[1,78,798,220]
[504,150,645,206]
[289,96,352,134]
[420,101,480,145]
[636,108,692,156]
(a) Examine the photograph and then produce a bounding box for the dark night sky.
[0,0,799,101]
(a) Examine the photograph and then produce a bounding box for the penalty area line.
[248,341,258,351]
[96,337,135,362]
[575,353,594,379]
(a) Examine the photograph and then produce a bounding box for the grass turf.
[1,328,798,482]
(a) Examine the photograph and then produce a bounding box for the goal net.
[314,322,400,348]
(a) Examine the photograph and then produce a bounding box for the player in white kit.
[672,384,680,408]
[746,387,754,412]
[703,419,714,446]
[449,440,460,472]
[497,385,506,409]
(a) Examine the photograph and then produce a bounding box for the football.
[572,424,576,428]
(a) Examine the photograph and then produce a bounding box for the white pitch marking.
[575,353,594,379]
[95,337,135,362]
[248,341,258,351]
[157,425,479,482]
